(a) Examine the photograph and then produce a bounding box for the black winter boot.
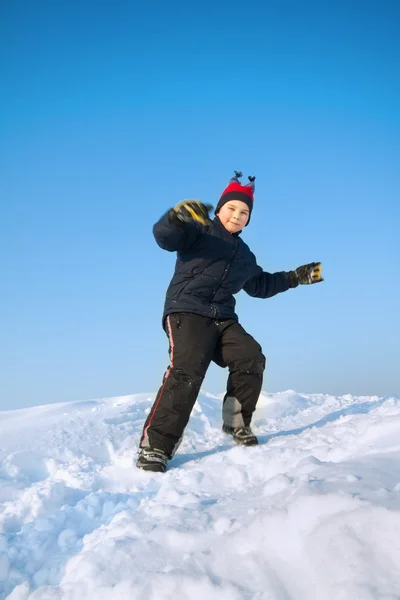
[222,424,258,446]
[136,448,169,473]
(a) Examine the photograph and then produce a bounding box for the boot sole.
[136,460,167,473]
[222,427,258,446]
[232,437,258,446]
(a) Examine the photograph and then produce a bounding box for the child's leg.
[140,313,219,457]
[214,321,266,429]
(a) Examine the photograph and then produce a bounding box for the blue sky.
[1,0,399,410]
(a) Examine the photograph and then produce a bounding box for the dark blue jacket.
[153,212,291,324]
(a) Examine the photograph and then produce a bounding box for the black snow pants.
[140,313,266,457]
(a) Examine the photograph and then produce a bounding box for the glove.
[169,200,213,227]
[288,262,324,288]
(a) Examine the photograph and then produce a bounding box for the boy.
[137,172,323,473]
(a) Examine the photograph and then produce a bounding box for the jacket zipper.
[212,238,238,299]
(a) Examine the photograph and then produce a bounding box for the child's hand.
[172,200,213,227]
[288,262,323,287]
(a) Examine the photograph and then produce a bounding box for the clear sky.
[1,0,399,410]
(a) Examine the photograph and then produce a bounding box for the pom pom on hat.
[215,171,255,225]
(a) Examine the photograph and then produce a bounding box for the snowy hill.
[1,391,400,600]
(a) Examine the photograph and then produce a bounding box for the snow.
[1,390,400,600]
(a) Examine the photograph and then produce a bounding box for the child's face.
[218,200,250,233]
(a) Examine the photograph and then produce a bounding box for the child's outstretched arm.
[153,200,213,252]
[243,269,291,298]
[244,262,323,298]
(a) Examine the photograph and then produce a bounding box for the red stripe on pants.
[142,315,174,442]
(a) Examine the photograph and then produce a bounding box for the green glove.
[288,262,324,287]
[170,200,213,227]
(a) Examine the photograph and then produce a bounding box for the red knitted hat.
[215,172,255,225]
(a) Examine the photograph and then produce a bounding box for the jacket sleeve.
[153,210,203,252]
[243,267,291,298]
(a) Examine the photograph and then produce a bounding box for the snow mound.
[0,391,400,599]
